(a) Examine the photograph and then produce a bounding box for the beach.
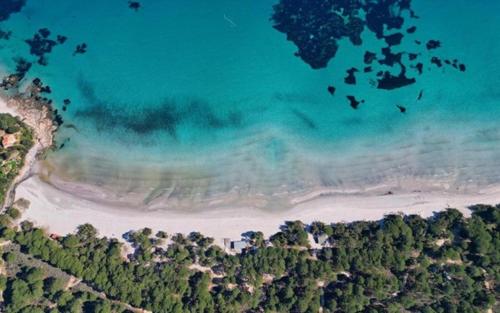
[15,173,500,245]
[2,95,499,244]
[1,95,499,246]
[0,0,499,246]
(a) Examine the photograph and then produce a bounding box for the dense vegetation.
[0,204,498,312]
[0,113,33,205]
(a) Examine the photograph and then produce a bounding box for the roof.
[2,133,17,148]
[231,241,247,252]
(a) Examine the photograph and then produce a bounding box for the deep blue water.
[1,0,500,208]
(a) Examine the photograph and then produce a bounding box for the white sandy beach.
[2,96,500,245]
[15,174,500,245]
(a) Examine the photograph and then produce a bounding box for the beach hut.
[231,241,247,253]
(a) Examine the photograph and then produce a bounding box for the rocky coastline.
[0,90,57,209]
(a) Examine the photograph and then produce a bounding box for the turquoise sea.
[1,0,500,209]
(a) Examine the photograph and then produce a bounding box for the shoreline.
[0,95,56,209]
[16,174,500,245]
[0,92,498,246]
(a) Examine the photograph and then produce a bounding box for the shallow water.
[1,0,500,209]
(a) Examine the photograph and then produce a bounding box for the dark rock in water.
[53,110,64,126]
[445,59,451,65]
[364,0,411,39]
[37,55,48,66]
[0,58,32,89]
[344,67,359,85]
[377,70,416,90]
[346,95,364,110]
[417,90,423,100]
[414,62,423,74]
[56,35,67,44]
[431,56,443,67]
[0,0,27,22]
[40,85,52,93]
[378,47,402,67]
[25,33,57,57]
[327,85,336,95]
[270,0,417,69]
[384,33,404,46]
[364,51,377,64]
[270,0,459,95]
[63,99,71,105]
[15,58,31,76]
[128,1,141,11]
[396,104,406,113]
[32,78,42,86]
[38,28,51,38]
[0,29,12,40]
[74,43,88,55]
[459,64,466,72]
[426,40,441,50]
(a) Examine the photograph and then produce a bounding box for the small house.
[1,133,17,148]
[231,240,247,253]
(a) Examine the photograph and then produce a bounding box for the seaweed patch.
[0,0,26,22]
[75,78,243,137]
[271,0,467,109]
[25,28,67,65]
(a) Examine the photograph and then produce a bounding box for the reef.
[271,0,365,69]
[344,67,358,85]
[75,78,242,137]
[0,0,26,22]
[25,28,67,66]
[364,51,377,64]
[0,29,12,40]
[426,40,441,50]
[271,0,414,69]
[128,1,141,11]
[327,85,336,95]
[346,95,364,110]
[407,26,417,34]
[271,0,467,110]
[377,70,416,90]
[0,58,31,90]
[74,43,88,55]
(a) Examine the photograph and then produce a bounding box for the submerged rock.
[396,105,406,113]
[344,68,359,85]
[0,0,27,22]
[0,29,12,40]
[426,40,441,50]
[377,70,416,90]
[74,43,88,55]
[128,1,141,11]
[346,95,364,110]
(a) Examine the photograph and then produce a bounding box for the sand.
[2,97,499,245]
[15,174,500,245]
